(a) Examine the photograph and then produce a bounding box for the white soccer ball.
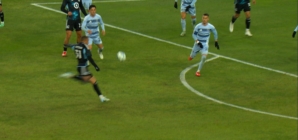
[117,51,126,61]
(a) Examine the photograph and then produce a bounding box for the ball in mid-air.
[117,51,126,61]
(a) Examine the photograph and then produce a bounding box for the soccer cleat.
[188,56,193,61]
[99,95,110,102]
[229,22,234,32]
[180,31,186,36]
[99,53,104,59]
[59,72,74,78]
[195,71,201,77]
[62,51,67,57]
[245,30,253,36]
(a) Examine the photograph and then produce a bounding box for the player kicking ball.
[60,36,110,102]
[188,13,219,77]
[82,5,105,59]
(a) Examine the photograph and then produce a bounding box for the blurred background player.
[60,36,110,102]
[189,13,219,77]
[174,0,197,36]
[0,0,4,28]
[292,25,298,38]
[82,5,105,59]
[229,0,256,36]
[82,0,92,13]
[61,0,88,57]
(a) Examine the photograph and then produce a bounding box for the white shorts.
[82,0,92,10]
[88,36,102,45]
[180,3,196,16]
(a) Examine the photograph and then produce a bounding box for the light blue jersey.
[190,23,218,55]
[193,23,218,43]
[82,14,105,38]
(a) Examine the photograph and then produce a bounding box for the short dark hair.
[89,4,96,10]
[203,13,209,17]
[81,36,88,42]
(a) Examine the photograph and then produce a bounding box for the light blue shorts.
[88,36,102,45]
[190,41,209,58]
[180,3,196,16]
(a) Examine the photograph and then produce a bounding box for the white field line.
[30,3,297,78]
[180,61,298,120]
[31,0,144,5]
[31,3,298,120]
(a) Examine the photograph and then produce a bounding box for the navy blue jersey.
[71,43,92,67]
[234,0,250,4]
[61,0,87,20]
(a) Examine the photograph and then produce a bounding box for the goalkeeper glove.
[185,5,191,12]
[196,41,203,48]
[174,2,178,9]
[215,42,219,50]
[292,31,296,38]
[0,22,4,28]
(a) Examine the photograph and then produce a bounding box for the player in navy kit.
[229,0,256,36]
[0,0,4,28]
[61,0,88,57]
[60,36,110,102]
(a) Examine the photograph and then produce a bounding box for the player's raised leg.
[189,43,201,61]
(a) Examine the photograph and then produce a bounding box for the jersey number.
[75,50,82,59]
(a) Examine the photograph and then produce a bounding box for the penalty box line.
[30,3,298,79]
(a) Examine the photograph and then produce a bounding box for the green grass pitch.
[0,0,297,139]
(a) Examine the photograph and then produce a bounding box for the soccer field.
[0,0,297,139]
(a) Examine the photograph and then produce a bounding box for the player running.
[61,0,88,57]
[82,5,105,59]
[229,0,256,36]
[60,36,110,102]
[0,0,4,28]
[189,13,219,77]
[292,25,298,38]
[174,0,197,36]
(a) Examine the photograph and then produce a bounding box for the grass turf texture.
[0,0,297,139]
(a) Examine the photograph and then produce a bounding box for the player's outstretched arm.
[88,56,100,71]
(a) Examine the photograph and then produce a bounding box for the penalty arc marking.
[180,56,298,120]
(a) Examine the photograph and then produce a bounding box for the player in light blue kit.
[82,5,106,59]
[174,0,197,36]
[188,13,219,77]
[292,25,298,38]
[82,0,92,12]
